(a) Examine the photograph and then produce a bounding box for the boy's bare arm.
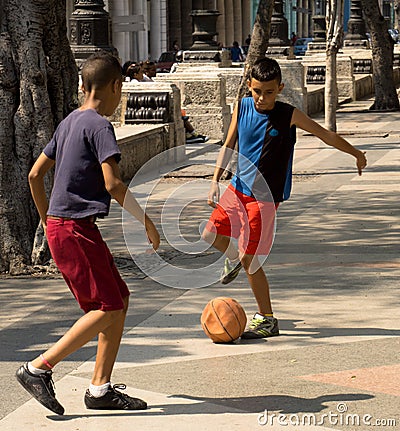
[291,108,367,175]
[28,153,55,225]
[212,104,239,182]
[101,157,160,250]
[208,105,239,207]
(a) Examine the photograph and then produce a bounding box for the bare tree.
[0,0,78,274]
[236,0,274,101]
[222,0,274,180]
[395,0,400,28]
[325,0,344,132]
[360,0,400,111]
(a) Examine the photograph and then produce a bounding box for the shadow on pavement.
[46,392,374,421]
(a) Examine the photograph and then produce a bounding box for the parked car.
[156,51,177,73]
[293,37,313,56]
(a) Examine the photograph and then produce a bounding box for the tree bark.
[325,0,344,132]
[360,0,400,111]
[0,0,78,274]
[221,0,273,180]
[236,0,274,101]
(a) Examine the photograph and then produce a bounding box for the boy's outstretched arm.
[101,157,160,250]
[208,104,239,207]
[28,153,55,227]
[291,108,367,175]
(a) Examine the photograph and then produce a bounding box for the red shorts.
[205,184,278,255]
[46,218,130,313]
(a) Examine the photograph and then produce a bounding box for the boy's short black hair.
[250,57,282,84]
[81,51,122,91]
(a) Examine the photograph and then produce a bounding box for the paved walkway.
[0,98,399,430]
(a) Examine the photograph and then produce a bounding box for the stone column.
[110,0,130,63]
[192,0,203,9]
[233,0,243,44]
[344,0,369,48]
[306,0,312,36]
[69,0,118,68]
[190,9,220,50]
[181,1,193,50]
[224,0,234,46]
[242,0,251,44]
[216,0,226,46]
[337,56,356,101]
[168,0,182,51]
[132,0,148,61]
[268,0,290,55]
[307,0,326,52]
[205,0,217,8]
[297,0,303,37]
[150,0,162,60]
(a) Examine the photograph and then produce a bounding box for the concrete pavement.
[0,97,399,430]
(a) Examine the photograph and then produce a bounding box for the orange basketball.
[201,297,247,343]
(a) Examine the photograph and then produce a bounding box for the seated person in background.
[230,41,244,62]
[182,109,209,144]
[122,60,133,78]
[125,63,144,82]
[143,61,157,81]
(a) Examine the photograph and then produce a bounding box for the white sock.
[27,362,47,375]
[89,382,111,398]
[255,312,273,318]
[229,256,239,265]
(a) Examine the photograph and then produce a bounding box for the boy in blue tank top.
[203,58,367,339]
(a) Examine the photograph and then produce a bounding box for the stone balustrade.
[107,81,186,181]
[155,69,231,141]
[101,51,395,177]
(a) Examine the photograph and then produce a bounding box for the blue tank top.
[231,97,296,202]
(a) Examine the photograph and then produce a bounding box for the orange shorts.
[205,184,278,255]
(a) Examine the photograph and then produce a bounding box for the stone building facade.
[66,1,399,66]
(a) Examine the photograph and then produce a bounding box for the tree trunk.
[0,0,78,274]
[222,0,273,180]
[236,0,274,101]
[395,0,400,29]
[360,0,400,111]
[325,0,344,132]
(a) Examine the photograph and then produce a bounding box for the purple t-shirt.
[43,109,121,218]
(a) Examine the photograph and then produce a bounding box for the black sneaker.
[241,313,280,339]
[84,384,147,410]
[220,258,242,284]
[15,363,65,415]
[186,133,210,144]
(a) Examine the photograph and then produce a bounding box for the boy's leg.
[240,254,279,339]
[16,307,125,415]
[202,230,243,283]
[241,254,272,315]
[83,297,146,411]
[31,307,126,370]
[91,296,129,385]
[202,230,239,262]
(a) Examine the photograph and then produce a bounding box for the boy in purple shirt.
[16,52,160,415]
